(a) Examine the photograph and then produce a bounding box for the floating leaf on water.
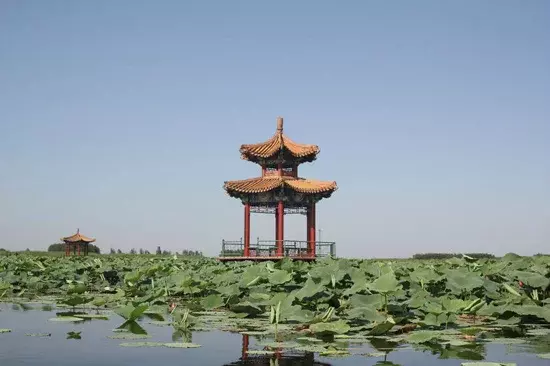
[108,334,151,340]
[296,337,324,343]
[0,329,12,333]
[148,320,172,327]
[163,343,201,348]
[119,342,165,347]
[362,352,387,357]
[295,345,328,353]
[240,331,269,336]
[74,314,109,320]
[406,331,440,344]
[537,354,550,359]
[25,333,51,337]
[319,347,350,357]
[48,317,83,322]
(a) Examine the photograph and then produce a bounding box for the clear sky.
[1,1,548,257]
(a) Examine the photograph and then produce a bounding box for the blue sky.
[1,1,548,257]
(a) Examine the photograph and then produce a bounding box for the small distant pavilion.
[220,116,338,261]
[61,229,95,256]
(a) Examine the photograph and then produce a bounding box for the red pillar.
[275,207,279,256]
[306,208,311,256]
[308,202,316,258]
[244,203,251,257]
[242,334,249,360]
[277,200,284,256]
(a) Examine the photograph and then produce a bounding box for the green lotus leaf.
[163,343,201,348]
[48,316,83,322]
[114,304,148,321]
[309,320,350,335]
[368,272,401,294]
[229,301,263,316]
[406,330,441,344]
[268,269,292,285]
[347,307,386,322]
[201,294,224,310]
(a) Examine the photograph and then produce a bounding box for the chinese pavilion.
[220,117,337,261]
[62,229,95,256]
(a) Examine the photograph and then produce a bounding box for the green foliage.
[0,252,549,349]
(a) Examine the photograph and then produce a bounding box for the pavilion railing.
[220,238,335,258]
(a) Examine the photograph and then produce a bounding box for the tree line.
[108,246,203,256]
[412,252,495,260]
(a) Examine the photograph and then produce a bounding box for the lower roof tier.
[224,176,337,204]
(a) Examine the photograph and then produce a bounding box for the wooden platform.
[217,255,317,262]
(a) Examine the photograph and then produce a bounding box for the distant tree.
[156,246,162,255]
[130,248,136,255]
[110,248,116,254]
[139,248,144,255]
[117,249,122,254]
[162,250,171,255]
[144,250,150,255]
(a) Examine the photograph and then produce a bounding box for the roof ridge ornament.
[276,116,283,133]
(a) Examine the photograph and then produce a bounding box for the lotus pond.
[1,254,550,365]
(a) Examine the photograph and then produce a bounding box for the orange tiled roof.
[239,117,320,160]
[61,230,95,243]
[224,176,337,195]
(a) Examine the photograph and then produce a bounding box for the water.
[0,304,547,366]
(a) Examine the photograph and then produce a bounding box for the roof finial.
[77,228,80,234]
[276,116,283,132]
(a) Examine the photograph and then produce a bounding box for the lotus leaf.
[406,330,441,344]
[268,269,292,285]
[368,273,401,294]
[309,320,350,335]
[347,307,386,323]
[201,294,224,310]
[48,316,83,322]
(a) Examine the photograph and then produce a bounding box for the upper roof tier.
[61,229,96,243]
[239,117,320,166]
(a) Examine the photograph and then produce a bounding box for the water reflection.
[223,335,331,366]
[414,342,486,361]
